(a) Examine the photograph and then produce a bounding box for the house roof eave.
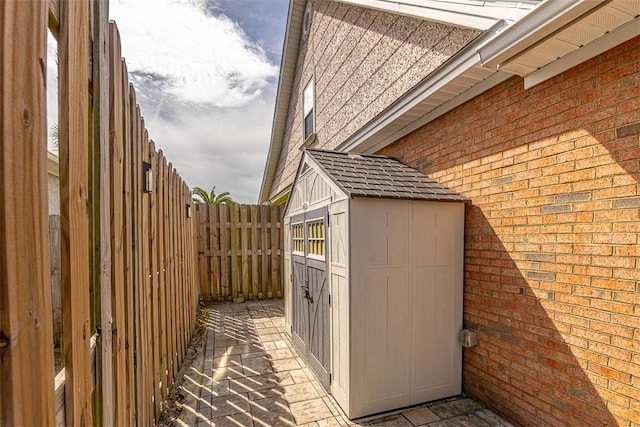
[258,0,307,204]
[335,0,540,30]
[338,0,639,155]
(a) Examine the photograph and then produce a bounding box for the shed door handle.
[300,282,312,303]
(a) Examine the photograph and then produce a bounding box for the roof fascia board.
[268,184,293,206]
[478,0,611,70]
[337,19,507,153]
[523,16,640,89]
[335,0,504,30]
[259,0,306,203]
[48,152,59,177]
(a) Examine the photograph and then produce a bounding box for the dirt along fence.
[194,203,285,302]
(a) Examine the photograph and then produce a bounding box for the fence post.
[0,1,56,424]
[93,0,114,424]
[59,0,93,423]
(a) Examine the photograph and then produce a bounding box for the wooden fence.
[0,2,197,426]
[195,204,284,302]
[108,22,198,426]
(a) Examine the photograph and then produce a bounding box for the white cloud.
[146,99,274,203]
[110,0,278,107]
[109,0,284,203]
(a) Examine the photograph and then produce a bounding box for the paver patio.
[166,300,515,427]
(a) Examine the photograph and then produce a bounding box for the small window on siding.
[292,223,304,254]
[303,77,314,141]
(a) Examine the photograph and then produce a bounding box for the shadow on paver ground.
[158,300,515,427]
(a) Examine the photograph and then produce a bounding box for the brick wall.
[378,37,640,426]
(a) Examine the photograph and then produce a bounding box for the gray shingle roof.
[305,149,468,202]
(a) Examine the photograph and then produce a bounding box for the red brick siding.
[378,37,640,427]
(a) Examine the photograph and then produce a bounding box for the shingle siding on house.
[379,36,640,427]
[269,0,481,199]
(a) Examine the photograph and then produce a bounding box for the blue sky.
[108,0,289,203]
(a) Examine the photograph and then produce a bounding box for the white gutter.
[337,0,541,30]
[478,0,611,70]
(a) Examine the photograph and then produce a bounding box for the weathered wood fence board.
[0,1,57,424]
[195,204,284,301]
[59,0,93,423]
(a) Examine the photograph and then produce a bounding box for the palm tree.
[192,186,235,204]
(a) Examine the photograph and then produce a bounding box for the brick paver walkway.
[168,300,514,426]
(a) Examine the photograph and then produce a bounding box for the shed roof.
[305,149,468,202]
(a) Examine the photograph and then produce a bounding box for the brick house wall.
[269,0,480,199]
[378,37,640,427]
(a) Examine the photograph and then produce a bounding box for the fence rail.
[195,204,284,302]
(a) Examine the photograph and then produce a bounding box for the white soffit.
[483,0,640,86]
[335,0,541,30]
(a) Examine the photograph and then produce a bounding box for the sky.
[104,0,289,203]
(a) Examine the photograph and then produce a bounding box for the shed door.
[290,208,330,390]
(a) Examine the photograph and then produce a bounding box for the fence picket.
[241,205,250,298]
[250,205,259,299]
[219,205,229,299]
[210,205,220,301]
[260,206,269,298]
[108,22,126,426]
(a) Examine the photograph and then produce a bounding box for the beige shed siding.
[283,215,292,334]
[329,198,349,411]
[269,0,481,199]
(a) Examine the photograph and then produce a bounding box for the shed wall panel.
[349,198,463,418]
[330,273,349,406]
[350,199,413,417]
[283,216,292,334]
[411,202,464,403]
[329,198,349,408]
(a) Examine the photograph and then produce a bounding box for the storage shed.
[283,149,468,419]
